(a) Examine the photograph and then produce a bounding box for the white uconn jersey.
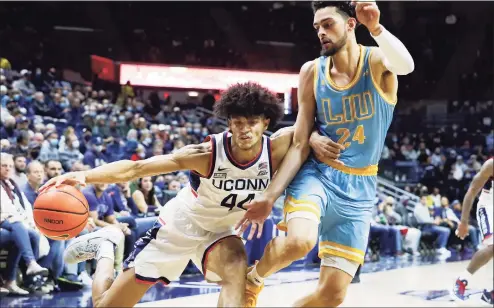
[173,132,273,233]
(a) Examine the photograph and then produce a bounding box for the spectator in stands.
[372,198,403,257]
[66,97,84,125]
[44,160,63,180]
[139,129,153,156]
[435,197,479,250]
[105,136,124,162]
[451,156,468,181]
[83,136,109,168]
[32,92,54,117]
[0,116,18,143]
[430,147,443,167]
[12,70,36,96]
[414,195,451,258]
[38,131,60,163]
[132,176,162,215]
[168,106,186,126]
[108,182,139,217]
[0,139,11,153]
[11,154,28,186]
[108,181,157,237]
[59,134,83,171]
[70,160,85,172]
[168,180,182,192]
[0,153,49,285]
[15,131,30,157]
[21,160,44,204]
[430,187,442,207]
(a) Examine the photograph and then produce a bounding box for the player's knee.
[316,281,348,307]
[221,249,248,282]
[284,235,317,259]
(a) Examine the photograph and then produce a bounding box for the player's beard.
[320,32,347,57]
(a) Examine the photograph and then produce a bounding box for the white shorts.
[477,190,493,246]
[123,199,237,284]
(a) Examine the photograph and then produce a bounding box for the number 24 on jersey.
[336,125,366,148]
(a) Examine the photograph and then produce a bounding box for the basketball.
[33,184,89,240]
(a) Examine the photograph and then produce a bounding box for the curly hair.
[214,82,284,128]
[311,1,356,19]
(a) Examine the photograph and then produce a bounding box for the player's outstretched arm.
[40,143,211,190]
[353,1,414,76]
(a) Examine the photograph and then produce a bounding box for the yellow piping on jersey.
[319,241,365,264]
[368,48,398,105]
[313,58,319,94]
[276,196,321,232]
[325,45,365,91]
[317,155,378,176]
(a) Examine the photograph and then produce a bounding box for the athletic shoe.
[64,226,124,264]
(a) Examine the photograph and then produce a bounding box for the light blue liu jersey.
[279,45,397,267]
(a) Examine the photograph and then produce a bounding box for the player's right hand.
[235,195,275,240]
[39,171,87,193]
[309,132,345,165]
[455,221,469,240]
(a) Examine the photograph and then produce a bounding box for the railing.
[377,175,420,203]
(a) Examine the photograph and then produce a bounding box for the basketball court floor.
[2,253,492,308]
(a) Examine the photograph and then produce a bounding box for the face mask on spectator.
[13,94,20,101]
[202,130,208,137]
[144,137,152,144]
[60,101,69,109]
[483,117,491,126]
[138,152,145,158]
[62,90,68,96]
[118,115,125,122]
[96,145,103,152]
[186,127,193,133]
[72,140,80,149]
[49,139,59,147]
[193,128,201,134]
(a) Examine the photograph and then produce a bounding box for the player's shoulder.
[300,60,317,75]
[366,46,387,66]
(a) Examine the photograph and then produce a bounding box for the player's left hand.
[352,1,381,35]
[455,221,469,240]
[235,195,275,240]
[309,133,345,165]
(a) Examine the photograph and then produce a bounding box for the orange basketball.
[33,184,89,240]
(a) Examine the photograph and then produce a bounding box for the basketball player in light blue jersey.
[237,1,415,307]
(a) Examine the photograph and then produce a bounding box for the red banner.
[91,55,116,82]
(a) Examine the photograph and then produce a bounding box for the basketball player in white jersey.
[452,157,493,305]
[40,82,343,307]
